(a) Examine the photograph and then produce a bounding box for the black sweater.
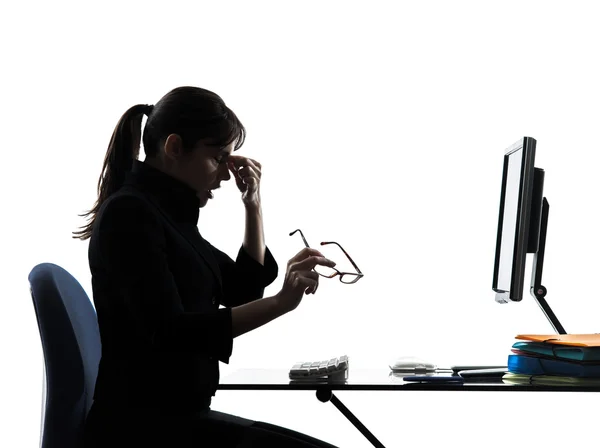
[87,160,278,411]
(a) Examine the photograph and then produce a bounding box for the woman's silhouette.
[75,86,339,447]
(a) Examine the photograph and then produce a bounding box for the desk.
[219,368,600,448]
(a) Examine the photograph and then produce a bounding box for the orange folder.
[515,334,600,347]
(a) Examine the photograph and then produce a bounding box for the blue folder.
[512,341,600,362]
[508,354,600,377]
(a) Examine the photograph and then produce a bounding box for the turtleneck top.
[86,159,278,412]
[127,159,202,224]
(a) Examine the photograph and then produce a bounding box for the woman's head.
[73,86,245,240]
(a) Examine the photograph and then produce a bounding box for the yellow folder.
[503,373,600,386]
[515,333,600,347]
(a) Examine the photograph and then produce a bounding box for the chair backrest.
[28,263,101,448]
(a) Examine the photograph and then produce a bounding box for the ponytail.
[73,103,153,240]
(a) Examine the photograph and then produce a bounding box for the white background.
[2,1,600,447]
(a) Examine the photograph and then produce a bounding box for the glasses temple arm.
[290,229,311,248]
[320,241,363,274]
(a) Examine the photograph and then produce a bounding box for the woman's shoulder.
[88,188,166,266]
[95,187,161,229]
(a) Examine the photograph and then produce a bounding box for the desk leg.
[316,387,386,448]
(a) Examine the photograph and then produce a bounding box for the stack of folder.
[503,333,600,386]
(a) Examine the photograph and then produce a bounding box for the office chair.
[28,263,101,448]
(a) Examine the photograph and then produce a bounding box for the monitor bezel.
[492,137,537,303]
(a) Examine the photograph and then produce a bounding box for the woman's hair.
[73,86,246,240]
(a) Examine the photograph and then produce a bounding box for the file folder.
[508,354,600,377]
[502,372,600,386]
[515,333,600,347]
[512,341,600,362]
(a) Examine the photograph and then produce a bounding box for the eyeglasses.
[289,229,364,284]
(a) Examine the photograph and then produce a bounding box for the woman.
[74,86,339,447]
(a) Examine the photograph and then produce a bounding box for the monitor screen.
[492,137,537,303]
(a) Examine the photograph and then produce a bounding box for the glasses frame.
[289,229,364,284]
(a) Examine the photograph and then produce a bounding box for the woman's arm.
[213,155,277,307]
[242,203,266,265]
[230,294,287,338]
[230,246,336,338]
[229,154,266,265]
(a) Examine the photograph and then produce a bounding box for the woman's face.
[162,135,234,207]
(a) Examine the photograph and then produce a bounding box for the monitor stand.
[530,197,567,334]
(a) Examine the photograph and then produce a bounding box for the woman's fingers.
[229,156,262,183]
[288,247,324,264]
[239,162,261,179]
[295,273,319,295]
[292,255,336,272]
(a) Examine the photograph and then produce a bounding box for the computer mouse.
[389,356,436,372]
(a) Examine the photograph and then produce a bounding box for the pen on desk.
[403,375,465,383]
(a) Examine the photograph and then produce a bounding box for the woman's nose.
[221,164,232,181]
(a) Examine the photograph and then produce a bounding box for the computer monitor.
[492,137,566,334]
[492,137,537,303]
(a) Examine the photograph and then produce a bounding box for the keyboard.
[289,355,349,380]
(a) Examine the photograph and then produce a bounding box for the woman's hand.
[275,248,336,313]
[228,155,262,208]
